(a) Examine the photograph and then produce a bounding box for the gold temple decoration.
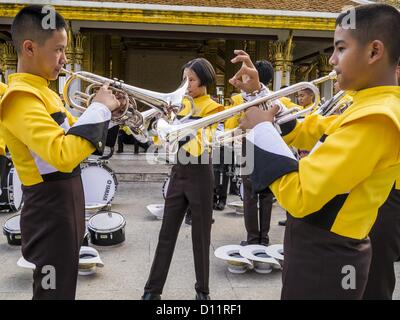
[1,42,17,75]
[74,32,86,66]
[317,54,333,77]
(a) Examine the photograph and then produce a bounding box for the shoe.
[116,148,123,153]
[240,240,248,246]
[195,292,210,300]
[185,216,192,225]
[213,202,218,210]
[261,239,270,246]
[278,220,286,226]
[141,292,161,300]
[211,218,215,224]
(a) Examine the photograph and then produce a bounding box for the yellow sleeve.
[182,114,220,157]
[65,108,78,126]
[0,82,7,96]
[283,113,338,150]
[224,94,244,130]
[2,92,96,172]
[280,97,300,110]
[270,115,399,217]
[224,112,242,130]
[396,178,400,190]
[0,135,6,155]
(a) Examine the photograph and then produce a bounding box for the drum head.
[81,163,117,205]
[3,214,20,233]
[162,177,170,200]
[88,211,125,233]
[10,168,23,211]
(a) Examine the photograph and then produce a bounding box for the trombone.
[157,71,336,151]
[62,68,189,134]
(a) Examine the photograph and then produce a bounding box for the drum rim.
[6,168,23,211]
[80,161,118,204]
[87,211,126,233]
[81,161,118,183]
[3,214,21,234]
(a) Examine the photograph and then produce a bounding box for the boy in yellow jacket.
[234,4,400,299]
[0,5,121,299]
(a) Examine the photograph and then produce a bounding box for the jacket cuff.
[246,121,298,193]
[67,102,111,154]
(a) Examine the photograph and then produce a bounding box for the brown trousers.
[144,164,214,295]
[282,215,371,300]
[363,188,400,300]
[242,175,272,245]
[21,175,85,300]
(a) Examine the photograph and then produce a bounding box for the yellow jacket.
[0,73,109,186]
[255,86,400,239]
[177,95,223,157]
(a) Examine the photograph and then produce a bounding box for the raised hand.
[229,50,261,94]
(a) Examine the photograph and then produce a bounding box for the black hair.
[182,58,216,87]
[254,60,274,85]
[299,88,314,96]
[11,5,67,54]
[336,3,400,65]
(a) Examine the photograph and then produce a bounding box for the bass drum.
[2,213,21,246]
[162,176,170,200]
[81,161,118,207]
[0,156,23,212]
[87,211,126,246]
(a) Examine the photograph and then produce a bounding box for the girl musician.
[142,58,223,300]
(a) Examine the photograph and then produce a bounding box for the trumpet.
[157,71,336,151]
[62,68,189,132]
[130,108,162,143]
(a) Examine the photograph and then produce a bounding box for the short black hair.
[336,3,400,65]
[182,58,216,87]
[254,60,274,85]
[11,5,67,54]
[299,88,314,96]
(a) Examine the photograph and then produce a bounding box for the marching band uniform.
[144,95,222,298]
[363,178,400,299]
[248,86,400,299]
[0,73,112,299]
[225,94,297,245]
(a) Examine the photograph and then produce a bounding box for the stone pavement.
[1,150,399,300]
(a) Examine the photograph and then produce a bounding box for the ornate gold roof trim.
[0,4,336,31]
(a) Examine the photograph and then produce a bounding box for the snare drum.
[0,156,23,212]
[87,211,126,246]
[2,214,21,246]
[81,161,118,207]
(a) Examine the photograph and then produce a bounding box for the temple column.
[318,54,334,99]
[269,31,294,90]
[1,42,17,83]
